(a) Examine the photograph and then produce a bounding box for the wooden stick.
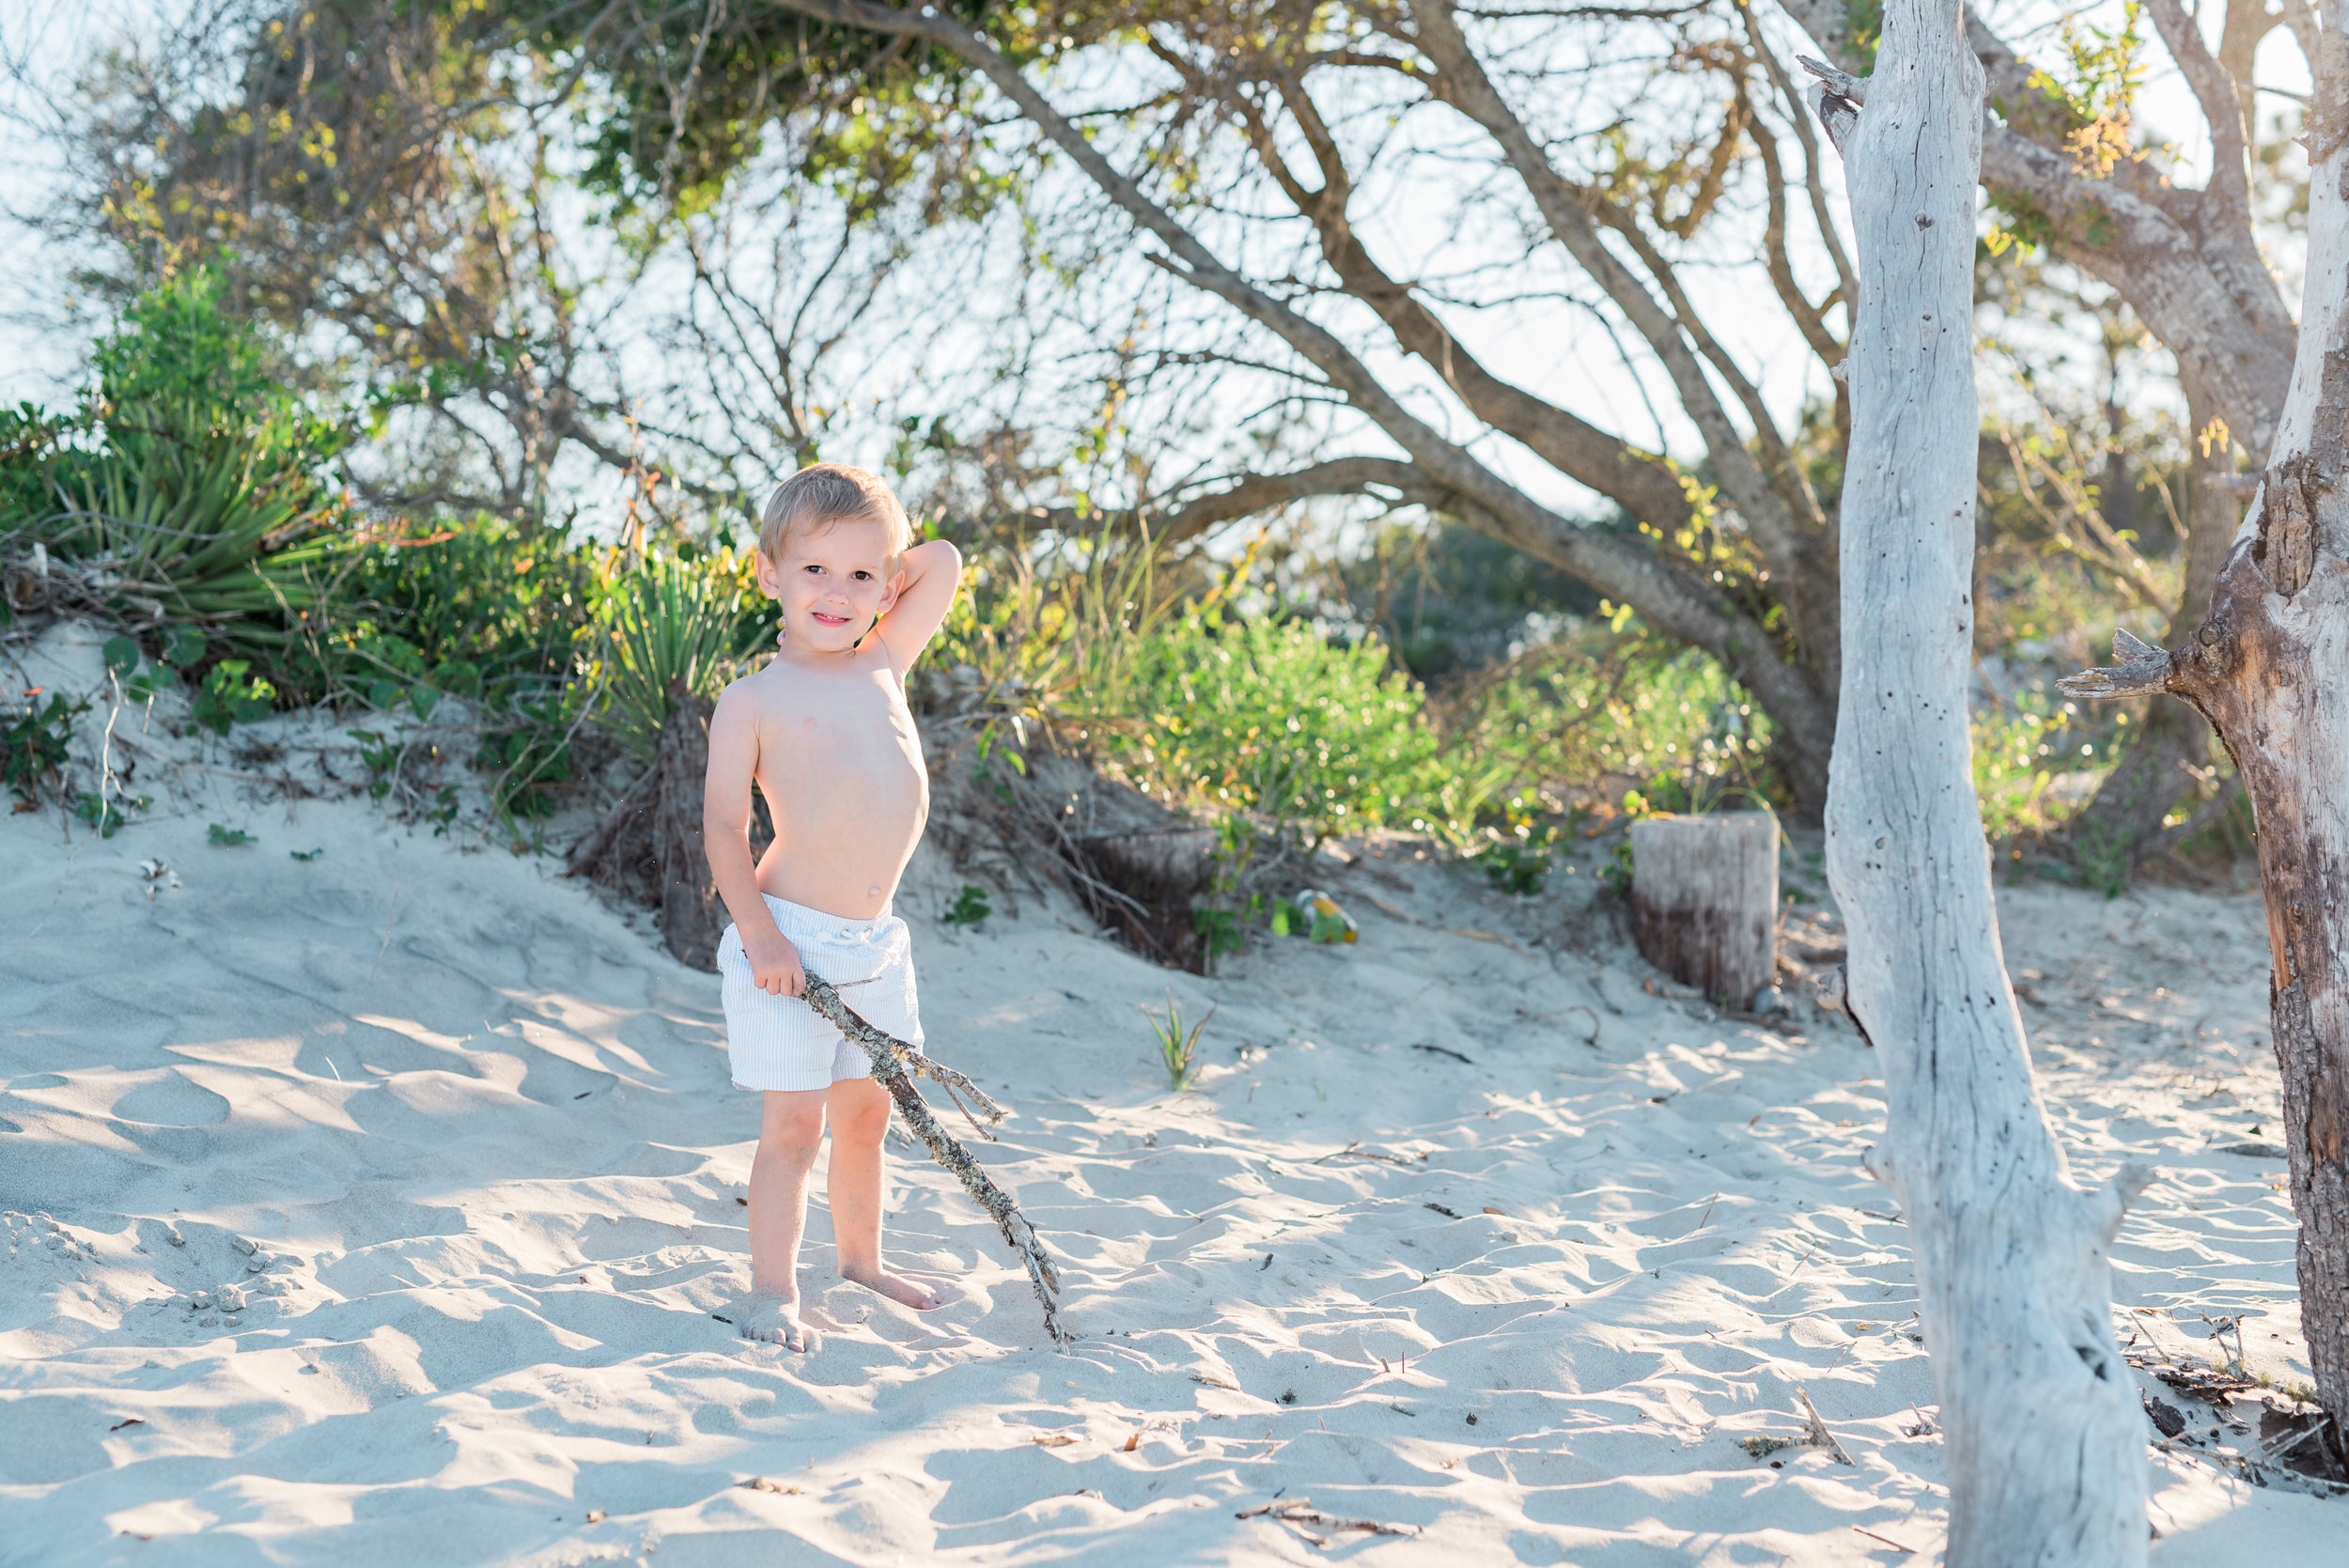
[798,969,1066,1345]
[1235,1498,1418,1537]
[1796,1386,1855,1466]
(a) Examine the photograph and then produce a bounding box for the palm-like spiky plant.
[586,550,768,757]
[49,399,346,635]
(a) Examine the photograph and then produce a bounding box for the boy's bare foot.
[740,1293,819,1352]
[842,1264,943,1311]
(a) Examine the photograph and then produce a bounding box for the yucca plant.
[586,549,768,757]
[14,269,357,682]
[46,398,347,657]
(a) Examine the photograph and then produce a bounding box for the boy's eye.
[802,564,822,574]
[852,570,873,581]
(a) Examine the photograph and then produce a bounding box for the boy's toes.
[739,1298,817,1351]
[849,1266,945,1311]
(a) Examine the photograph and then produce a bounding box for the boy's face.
[756,514,903,654]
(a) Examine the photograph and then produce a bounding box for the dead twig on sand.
[1796,1386,1856,1465]
[800,970,1066,1345]
[1237,1497,1418,1544]
[1311,1140,1421,1168]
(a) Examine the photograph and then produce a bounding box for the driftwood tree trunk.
[2063,20,2349,1455]
[654,678,723,970]
[1812,8,2155,1561]
[1629,813,1778,1008]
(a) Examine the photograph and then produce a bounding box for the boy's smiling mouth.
[809,611,853,628]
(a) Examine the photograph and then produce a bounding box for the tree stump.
[1629,812,1778,1008]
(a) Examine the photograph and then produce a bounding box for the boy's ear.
[754,551,784,598]
[876,566,908,615]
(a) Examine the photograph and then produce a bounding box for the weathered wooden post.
[1629,812,1779,1007]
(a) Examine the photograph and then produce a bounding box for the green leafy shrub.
[476,703,575,819]
[73,790,148,837]
[1445,627,1774,813]
[1473,826,1560,896]
[0,403,78,549]
[345,730,402,800]
[1190,906,1246,969]
[1094,608,1502,843]
[323,513,600,707]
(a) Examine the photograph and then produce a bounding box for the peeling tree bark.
[1817,7,2155,1560]
[2064,19,2349,1453]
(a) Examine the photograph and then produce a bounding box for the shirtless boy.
[703,462,961,1352]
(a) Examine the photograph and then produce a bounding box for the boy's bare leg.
[743,1089,826,1351]
[825,1076,943,1310]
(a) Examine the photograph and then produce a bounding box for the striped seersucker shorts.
[716,893,925,1093]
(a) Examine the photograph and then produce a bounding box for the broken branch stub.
[798,970,1066,1346]
[1797,54,1865,152]
[2057,627,2178,701]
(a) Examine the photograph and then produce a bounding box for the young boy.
[704,462,962,1353]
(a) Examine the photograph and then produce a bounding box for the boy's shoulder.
[717,657,792,717]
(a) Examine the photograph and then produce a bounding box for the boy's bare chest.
[754,675,926,797]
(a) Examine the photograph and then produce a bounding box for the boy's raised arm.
[703,685,802,996]
[874,538,963,676]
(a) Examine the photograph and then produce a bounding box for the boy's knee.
[828,1083,893,1142]
[759,1094,827,1158]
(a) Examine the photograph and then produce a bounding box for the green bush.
[322,513,601,707]
[1091,608,1505,843]
[1446,627,1775,810]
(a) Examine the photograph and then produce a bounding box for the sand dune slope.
[0,629,2332,1564]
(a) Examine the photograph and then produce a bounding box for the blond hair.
[756,462,911,561]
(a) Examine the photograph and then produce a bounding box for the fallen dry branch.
[799,969,1066,1345]
[1796,1386,1856,1466]
[1310,1140,1423,1168]
[1235,1497,1419,1542]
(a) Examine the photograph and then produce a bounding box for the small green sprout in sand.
[1142,990,1218,1092]
[209,824,257,846]
[945,884,992,929]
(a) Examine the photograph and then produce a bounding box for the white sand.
[1,619,2333,1563]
